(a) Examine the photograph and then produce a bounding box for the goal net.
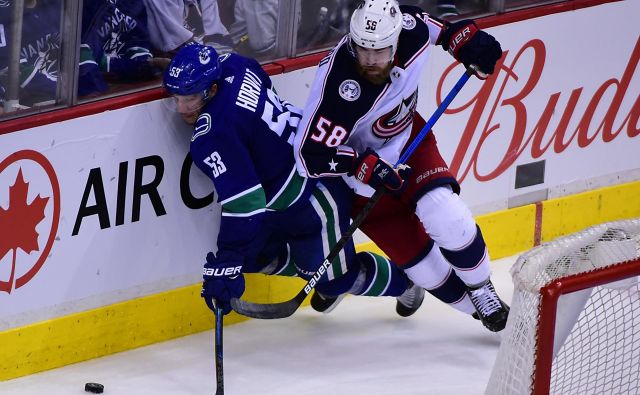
[485,218,640,395]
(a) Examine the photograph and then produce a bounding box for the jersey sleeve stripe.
[266,166,308,211]
[220,184,266,215]
[405,37,430,68]
[221,208,266,218]
[219,184,263,205]
[336,147,356,156]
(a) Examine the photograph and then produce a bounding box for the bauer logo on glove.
[448,25,478,56]
[203,266,242,277]
[351,148,411,192]
[201,250,246,314]
[356,162,370,182]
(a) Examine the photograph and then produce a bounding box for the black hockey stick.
[230,67,475,319]
[214,304,224,394]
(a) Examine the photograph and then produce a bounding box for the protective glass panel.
[185,0,288,62]
[505,0,565,12]
[294,0,495,56]
[296,0,352,55]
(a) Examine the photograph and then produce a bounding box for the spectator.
[0,0,61,113]
[436,0,460,18]
[142,0,194,56]
[143,0,234,57]
[228,0,298,59]
[398,1,460,18]
[196,0,233,52]
[79,0,168,97]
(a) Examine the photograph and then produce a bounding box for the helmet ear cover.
[349,0,402,60]
[163,43,221,101]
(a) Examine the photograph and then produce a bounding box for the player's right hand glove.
[438,19,502,79]
[351,148,411,192]
[201,250,245,315]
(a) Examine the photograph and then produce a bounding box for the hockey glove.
[201,250,246,315]
[351,149,411,192]
[438,20,502,79]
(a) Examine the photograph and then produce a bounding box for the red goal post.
[486,219,640,395]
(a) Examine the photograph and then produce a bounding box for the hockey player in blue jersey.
[163,42,425,316]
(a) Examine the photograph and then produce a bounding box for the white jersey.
[294,6,444,196]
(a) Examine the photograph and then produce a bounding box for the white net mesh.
[485,219,640,395]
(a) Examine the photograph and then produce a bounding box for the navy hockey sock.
[354,252,409,297]
[426,267,468,304]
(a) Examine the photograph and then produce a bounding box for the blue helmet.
[163,43,222,99]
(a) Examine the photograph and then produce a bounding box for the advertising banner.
[0,101,220,329]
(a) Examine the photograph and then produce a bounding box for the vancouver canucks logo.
[20,33,60,86]
[192,113,212,142]
[104,26,126,57]
[402,14,416,30]
[199,48,211,65]
[373,89,417,138]
[338,79,360,101]
[98,8,139,58]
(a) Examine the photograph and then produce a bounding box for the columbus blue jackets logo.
[338,79,361,101]
[402,14,416,30]
[373,89,417,138]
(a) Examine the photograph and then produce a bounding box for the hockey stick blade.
[231,255,334,319]
[230,287,306,319]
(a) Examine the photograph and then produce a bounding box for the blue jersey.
[0,1,61,106]
[190,53,310,260]
[79,0,153,96]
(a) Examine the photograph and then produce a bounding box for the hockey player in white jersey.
[294,0,509,331]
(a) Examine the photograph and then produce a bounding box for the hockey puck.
[84,382,104,393]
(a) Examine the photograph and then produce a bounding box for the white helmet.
[350,0,402,58]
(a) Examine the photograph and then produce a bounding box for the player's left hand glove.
[351,148,411,192]
[438,19,502,79]
[201,250,245,315]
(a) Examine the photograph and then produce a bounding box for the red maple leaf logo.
[0,168,49,293]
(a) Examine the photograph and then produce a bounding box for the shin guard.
[440,225,491,287]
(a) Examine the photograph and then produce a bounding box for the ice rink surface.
[0,255,517,395]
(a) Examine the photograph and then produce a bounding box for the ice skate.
[311,291,345,313]
[467,280,509,332]
[396,282,425,317]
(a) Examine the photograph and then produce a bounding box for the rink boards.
[1,0,639,381]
